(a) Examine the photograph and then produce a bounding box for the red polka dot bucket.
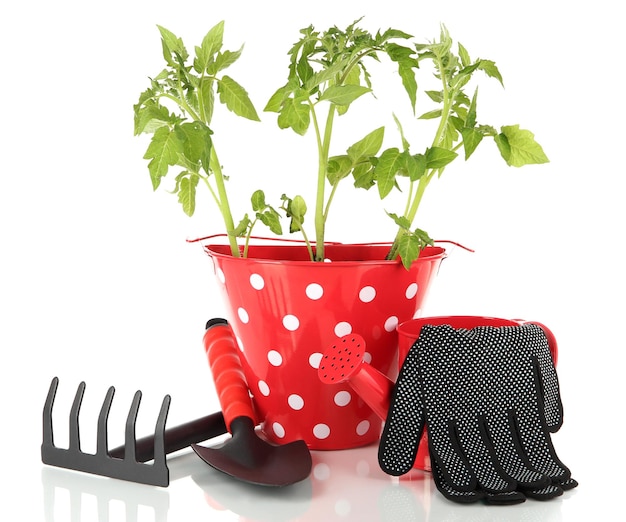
[204,242,446,450]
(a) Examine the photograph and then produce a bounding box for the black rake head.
[41,377,171,487]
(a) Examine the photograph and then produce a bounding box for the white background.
[1,1,623,520]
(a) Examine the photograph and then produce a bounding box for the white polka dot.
[313,463,331,481]
[406,282,419,299]
[313,423,331,439]
[384,315,398,332]
[334,321,352,337]
[359,286,376,303]
[356,420,371,436]
[238,307,249,324]
[306,283,324,300]
[364,352,372,364]
[335,499,351,516]
[250,273,265,290]
[272,422,286,438]
[268,350,283,366]
[216,268,226,284]
[309,352,323,369]
[283,314,300,331]
[258,380,270,396]
[288,394,305,410]
[334,390,352,406]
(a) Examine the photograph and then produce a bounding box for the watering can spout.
[318,334,394,421]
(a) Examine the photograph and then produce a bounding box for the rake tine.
[42,377,59,450]
[124,390,142,462]
[153,395,171,469]
[69,381,86,451]
[96,386,115,457]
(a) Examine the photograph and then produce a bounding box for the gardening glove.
[378,323,577,504]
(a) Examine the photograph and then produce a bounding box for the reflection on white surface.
[40,442,573,521]
[41,467,170,522]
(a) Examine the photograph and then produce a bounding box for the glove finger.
[512,408,571,483]
[426,421,476,491]
[430,454,484,504]
[523,324,563,430]
[556,477,579,490]
[452,420,517,494]
[379,343,426,476]
[483,413,550,490]
[523,484,564,501]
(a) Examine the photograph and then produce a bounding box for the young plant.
[265,19,420,261]
[133,21,260,257]
[376,26,549,266]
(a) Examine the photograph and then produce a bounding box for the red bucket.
[205,243,446,449]
[397,315,559,471]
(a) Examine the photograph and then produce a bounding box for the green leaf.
[319,85,370,106]
[198,77,215,123]
[419,109,443,120]
[393,114,410,152]
[478,59,504,86]
[347,127,385,162]
[425,90,443,103]
[143,126,184,189]
[466,88,478,128]
[406,153,427,181]
[496,125,549,166]
[353,163,376,189]
[134,101,177,135]
[375,148,404,199]
[178,174,199,216]
[397,234,421,269]
[258,209,283,235]
[304,58,349,91]
[290,195,307,224]
[217,76,260,121]
[398,63,418,112]
[297,54,315,85]
[458,42,471,67]
[264,85,290,113]
[198,21,224,69]
[327,155,354,185]
[174,121,213,171]
[251,189,267,212]
[386,211,412,229]
[461,128,484,160]
[280,194,307,233]
[157,25,188,62]
[233,214,251,237]
[277,98,310,135]
[207,47,243,75]
[425,147,458,169]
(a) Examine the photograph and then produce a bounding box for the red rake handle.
[203,319,256,432]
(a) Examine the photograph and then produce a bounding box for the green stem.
[209,147,240,257]
[310,100,337,261]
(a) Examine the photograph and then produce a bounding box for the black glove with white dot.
[378,323,577,504]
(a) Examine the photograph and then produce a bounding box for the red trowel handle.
[203,318,257,432]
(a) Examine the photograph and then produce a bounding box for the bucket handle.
[187,234,474,252]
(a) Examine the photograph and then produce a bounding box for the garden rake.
[41,377,229,487]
